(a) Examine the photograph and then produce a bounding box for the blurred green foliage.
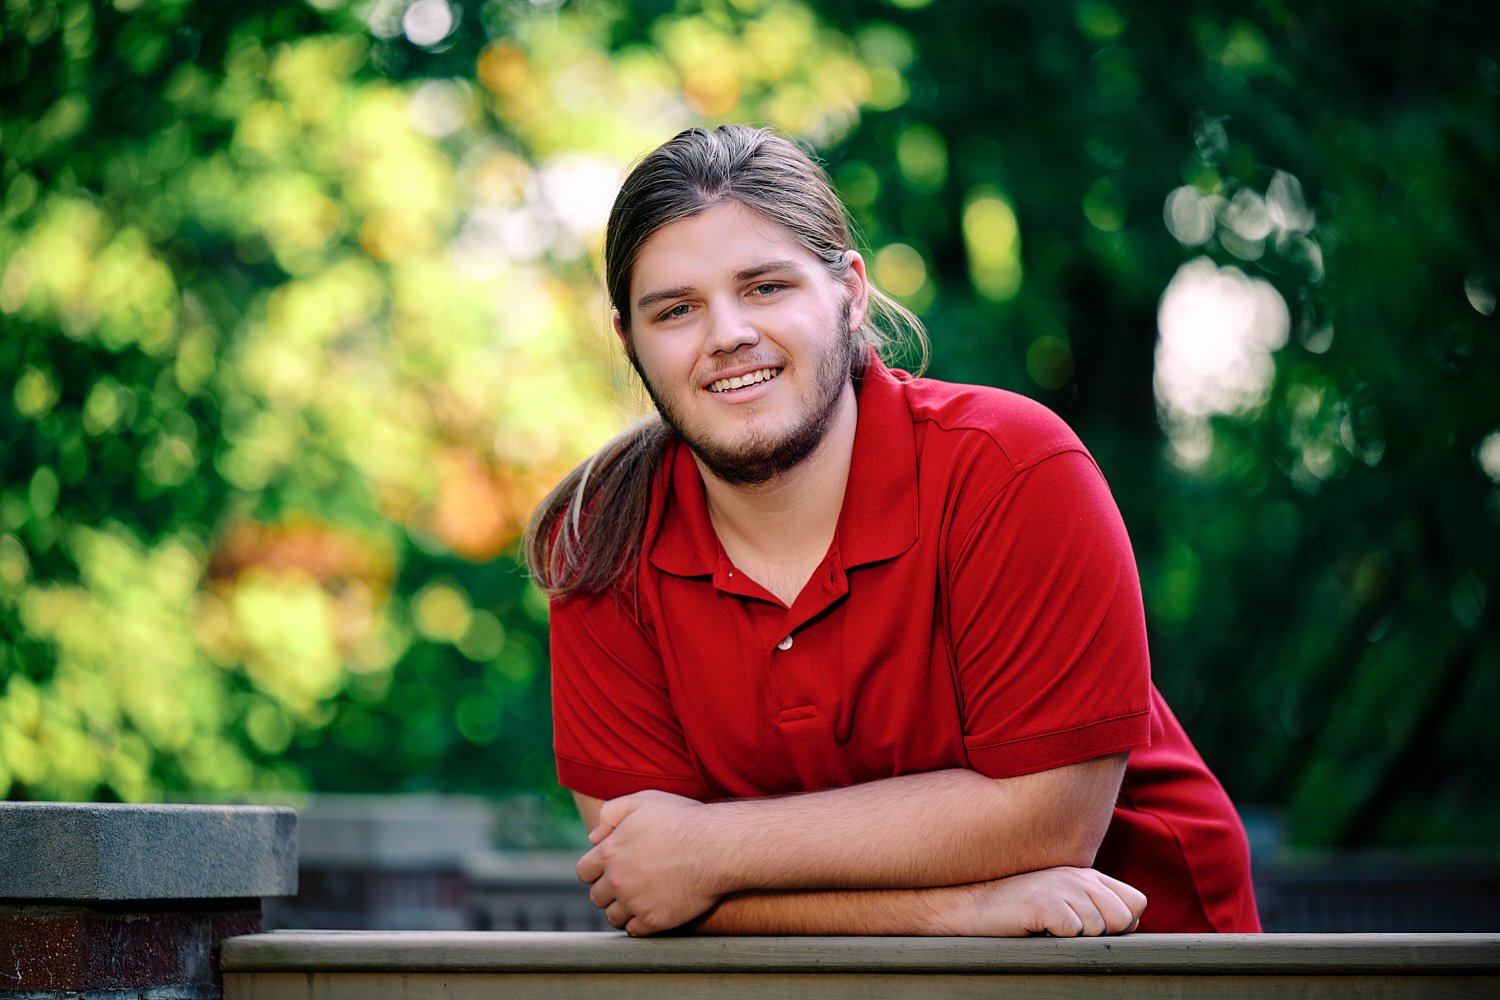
[0,0,880,811]
[2,0,1496,849]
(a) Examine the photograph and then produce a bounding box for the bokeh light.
[1154,257,1290,463]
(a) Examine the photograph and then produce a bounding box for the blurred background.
[1,0,1497,902]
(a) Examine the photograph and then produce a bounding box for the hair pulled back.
[525,125,925,597]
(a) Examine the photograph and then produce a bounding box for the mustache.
[696,355,789,381]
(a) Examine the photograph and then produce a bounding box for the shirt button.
[777,635,794,651]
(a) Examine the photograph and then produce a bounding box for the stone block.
[0,802,297,901]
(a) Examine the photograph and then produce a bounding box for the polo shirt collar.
[647,441,720,578]
[647,354,919,580]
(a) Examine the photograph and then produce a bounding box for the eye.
[658,302,693,321]
[750,282,786,297]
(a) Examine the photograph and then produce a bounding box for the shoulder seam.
[912,406,1098,476]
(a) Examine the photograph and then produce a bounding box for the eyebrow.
[634,259,808,313]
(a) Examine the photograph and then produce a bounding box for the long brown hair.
[524,125,925,597]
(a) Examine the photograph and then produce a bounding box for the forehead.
[629,202,823,304]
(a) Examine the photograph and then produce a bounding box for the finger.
[588,816,616,846]
[604,900,632,930]
[576,847,604,884]
[625,915,653,937]
[592,795,639,844]
[587,878,615,910]
[1067,897,1107,937]
[1092,875,1146,917]
[1097,873,1148,923]
[1084,881,1136,935]
[1040,900,1084,937]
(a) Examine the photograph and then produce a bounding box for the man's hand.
[951,867,1146,937]
[576,790,730,936]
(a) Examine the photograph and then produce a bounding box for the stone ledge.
[221,930,1500,974]
[0,802,297,901]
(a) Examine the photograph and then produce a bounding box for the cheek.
[629,337,694,385]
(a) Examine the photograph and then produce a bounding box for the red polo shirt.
[550,358,1260,932]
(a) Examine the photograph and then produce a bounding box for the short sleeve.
[947,450,1151,778]
[550,588,710,801]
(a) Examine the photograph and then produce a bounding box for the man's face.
[619,201,869,486]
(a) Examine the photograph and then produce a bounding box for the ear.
[842,251,872,333]
[612,310,630,351]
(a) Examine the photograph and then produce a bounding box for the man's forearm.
[687,885,958,936]
[686,867,1146,938]
[606,757,1122,893]
[697,762,1122,892]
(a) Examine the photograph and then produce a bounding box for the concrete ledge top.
[221,931,1500,975]
[0,802,298,901]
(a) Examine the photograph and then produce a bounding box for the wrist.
[922,882,978,936]
[697,800,749,895]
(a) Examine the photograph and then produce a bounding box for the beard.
[632,311,858,487]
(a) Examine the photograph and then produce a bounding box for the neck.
[694,384,858,602]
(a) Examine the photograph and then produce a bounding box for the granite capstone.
[0,802,297,901]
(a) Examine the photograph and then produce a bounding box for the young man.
[526,125,1260,937]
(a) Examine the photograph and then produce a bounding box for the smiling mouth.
[706,367,783,393]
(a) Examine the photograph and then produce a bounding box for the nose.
[704,297,760,355]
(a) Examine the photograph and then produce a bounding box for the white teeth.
[708,368,782,393]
